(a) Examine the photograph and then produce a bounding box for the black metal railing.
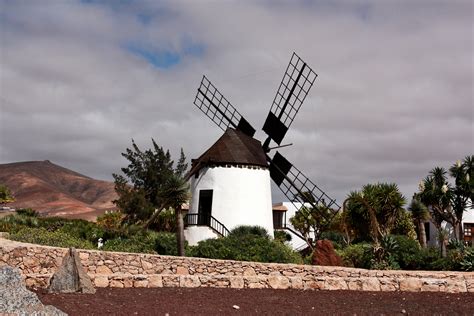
[184,213,230,237]
[274,222,306,243]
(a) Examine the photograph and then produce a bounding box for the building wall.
[1,239,472,292]
[187,165,273,244]
[278,202,309,251]
[426,208,474,247]
[184,226,218,246]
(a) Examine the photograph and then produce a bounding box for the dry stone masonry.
[0,238,473,293]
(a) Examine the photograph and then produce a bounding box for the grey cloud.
[1,0,472,205]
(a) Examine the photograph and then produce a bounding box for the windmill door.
[198,190,213,226]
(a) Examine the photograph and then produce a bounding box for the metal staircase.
[184,213,230,237]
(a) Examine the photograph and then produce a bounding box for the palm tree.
[437,228,449,258]
[449,155,473,240]
[344,183,406,245]
[143,174,190,256]
[408,198,430,248]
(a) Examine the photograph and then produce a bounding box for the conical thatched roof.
[188,128,268,177]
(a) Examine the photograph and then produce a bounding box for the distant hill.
[0,160,118,221]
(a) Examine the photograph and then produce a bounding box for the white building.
[184,128,273,246]
[425,207,474,247]
[272,202,310,251]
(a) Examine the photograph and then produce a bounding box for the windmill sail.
[268,151,340,219]
[194,75,256,137]
[263,53,317,147]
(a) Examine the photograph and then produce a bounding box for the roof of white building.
[188,128,268,177]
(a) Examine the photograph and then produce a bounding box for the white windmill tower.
[184,53,340,246]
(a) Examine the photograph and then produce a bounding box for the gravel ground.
[36,287,474,315]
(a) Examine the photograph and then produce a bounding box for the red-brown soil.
[0,161,117,221]
[36,287,474,315]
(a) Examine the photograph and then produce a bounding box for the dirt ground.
[36,287,474,315]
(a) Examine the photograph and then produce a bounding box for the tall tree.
[343,183,406,245]
[113,139,189,255]
[0,184,15,206]
[449,156,473,239]
[418,156,473,241]
[289,203,335,250]
[408,197,430,248]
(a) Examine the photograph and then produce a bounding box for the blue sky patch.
[125,37,205,69]
[126,44,181,69]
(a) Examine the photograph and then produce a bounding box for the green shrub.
[36,217,70,231]
[58,219,107,242]
[149,208,176,232]
[15,208,39,217]
[96,211,124,232]
[189,226,302,264]
[274,230,292,243]
[188,238,233,260]
[154,232,185,256]
[371,235,400,270]
[10,227,94,249]
[460,247,474,271]
[391,235,422,270]
[103,236,156,254]
[338,243,372,269]
[102,231,186,255]
[416,247,441,270]
[0,214,39,233]
[228,225,269,238]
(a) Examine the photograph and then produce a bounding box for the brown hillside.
[0,160,117,221]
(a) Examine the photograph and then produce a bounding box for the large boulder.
[312,239,343,266]
[0,265,67,315]
[48,248,95,294]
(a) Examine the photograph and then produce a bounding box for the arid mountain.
[0,160,117,221]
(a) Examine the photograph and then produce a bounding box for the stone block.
[134,280,149,288]
[109,280,124,288]
[94,276,109,287]
[399,278,422,292]
[347,279,362,291]
[248,282,265,289]
[96,265,112,275]
[123,278,134,288]
[445,280,467,293]
[290,277,303,289]
[148,275,163,288]
[229,276,244,289]
[268,275,290,289]
[243,267,256,276]
[361,277,380,291]
[79,252,89,260]
[141,260,153,271]
[303,280,324,290]
[379,278,398,291]
[325,277,348,290]
[465,278,474,293]
[162,275,180,287]
[180,276,201,288]
[176,266,189,275]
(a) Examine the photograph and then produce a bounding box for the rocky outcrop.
[48,248,95,294]
[0,266,66,315]
[312,239,343,266]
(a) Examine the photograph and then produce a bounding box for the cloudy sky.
[1,0,472,204]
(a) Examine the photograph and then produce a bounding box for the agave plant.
[460,248,474,272]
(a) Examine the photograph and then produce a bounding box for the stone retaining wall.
[1,238,473,293]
